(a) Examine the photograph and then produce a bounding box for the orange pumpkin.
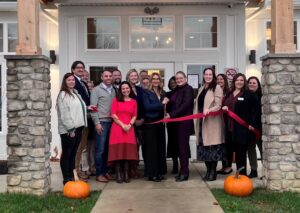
[224,167,253,197]
[63,170,90,199]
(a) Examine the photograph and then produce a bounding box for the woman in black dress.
[222,73,259,175]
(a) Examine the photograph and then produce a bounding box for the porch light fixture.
[249,50,256,64]
[49,50,56,64]
[144,7,159,15]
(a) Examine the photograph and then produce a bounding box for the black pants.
[143,118,167,177]
[60,127,83,181]
[222,131,234,168]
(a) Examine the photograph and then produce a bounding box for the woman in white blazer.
[56,72,87,185]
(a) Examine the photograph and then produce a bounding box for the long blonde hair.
[149,73,164,95]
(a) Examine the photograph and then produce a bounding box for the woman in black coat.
[165,71,194,182]
[143,73,168,182]
[166,76,179,174]
[222,73,259,175]
[247,76,262,178]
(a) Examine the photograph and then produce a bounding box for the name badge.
[238,97,244,101]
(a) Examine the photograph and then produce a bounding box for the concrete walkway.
[91,163,224,213]
[0,161,264,212]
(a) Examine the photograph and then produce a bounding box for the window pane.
[8,23,17,37]
[0,24,3,52]
[130,17,174,49]
[87,17,120,49]
[266,21,297,51]
[8,38,17,52]
[184,16,217,48]
[0,65,1,131]
[89,66,118,86]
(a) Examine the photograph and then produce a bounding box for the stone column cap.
[261,53,300,61]
[4,55,51,62]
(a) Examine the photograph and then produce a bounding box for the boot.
[248,169,258,178]
[115,161,123,184]
[124,161,130,183]
[206,161,217,181]
[171,158,179,174]
[203,161,211,180]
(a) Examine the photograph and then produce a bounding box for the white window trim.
[183,15,219,51]
[129,15,176,52]
[0,61,7,134]
[264,19,300,53]
[87,63,122,72]
[0,21,17,55]
[84,16,122,52]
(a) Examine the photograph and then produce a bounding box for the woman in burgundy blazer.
[166,71,194,182]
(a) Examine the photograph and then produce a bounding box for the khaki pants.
[75,127,89,172]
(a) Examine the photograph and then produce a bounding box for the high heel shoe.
[148,176,161,182]
[175,174,189,182]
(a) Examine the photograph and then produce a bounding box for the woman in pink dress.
[108,81,138,183]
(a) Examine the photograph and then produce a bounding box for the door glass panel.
[186,64,216,88]
[89,66,118,86]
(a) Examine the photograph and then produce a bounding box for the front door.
[130,63,174,91]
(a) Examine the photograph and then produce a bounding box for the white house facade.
[0,0,270,160]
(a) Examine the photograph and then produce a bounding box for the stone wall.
[5,55,52,195]
[261,54,300,191]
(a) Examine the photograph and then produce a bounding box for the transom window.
[184,16,218,49]
[130,16,174,50]
[266,21,297,52]
[0,22,17,53]
[86,17,121,50]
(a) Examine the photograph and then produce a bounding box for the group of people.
[56,60,262,185]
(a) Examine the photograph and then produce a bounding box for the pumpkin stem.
[73,169,79,181]
[235,167,245,179]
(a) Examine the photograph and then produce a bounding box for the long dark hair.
[202,67,217,92]
[59,73,75,98]
[247,76,262,98]
[168,76,176,90]
[71,61,85,72]
[230,73,247,93]
[217,73,230,95]
[116,81,135,102]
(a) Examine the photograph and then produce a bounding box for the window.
[184,16,218,49]
[130,16,174,50]
[0,64,2,132]
[185,64,217,88]
[89,65,119,86]
[8,23,17,52]
[0,22,17,53]
[87,17,120,50]
[266,21,297,52]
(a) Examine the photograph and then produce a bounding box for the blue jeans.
[95,121,112,176]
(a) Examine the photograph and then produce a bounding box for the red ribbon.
[150,110,261,142]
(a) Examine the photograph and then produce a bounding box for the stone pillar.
[261,54,300,191]
[5,55,51,195]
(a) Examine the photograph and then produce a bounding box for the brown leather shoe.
[96,175,109,183]
[78,171,89,179]
[105,173,114,180]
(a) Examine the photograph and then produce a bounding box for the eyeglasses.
[152,78,160,80]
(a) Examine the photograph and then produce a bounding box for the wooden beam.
[16,0,41,55]
[270,0,296,53]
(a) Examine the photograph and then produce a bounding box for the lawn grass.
[0,191,100,213]
[212,188,300,213]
